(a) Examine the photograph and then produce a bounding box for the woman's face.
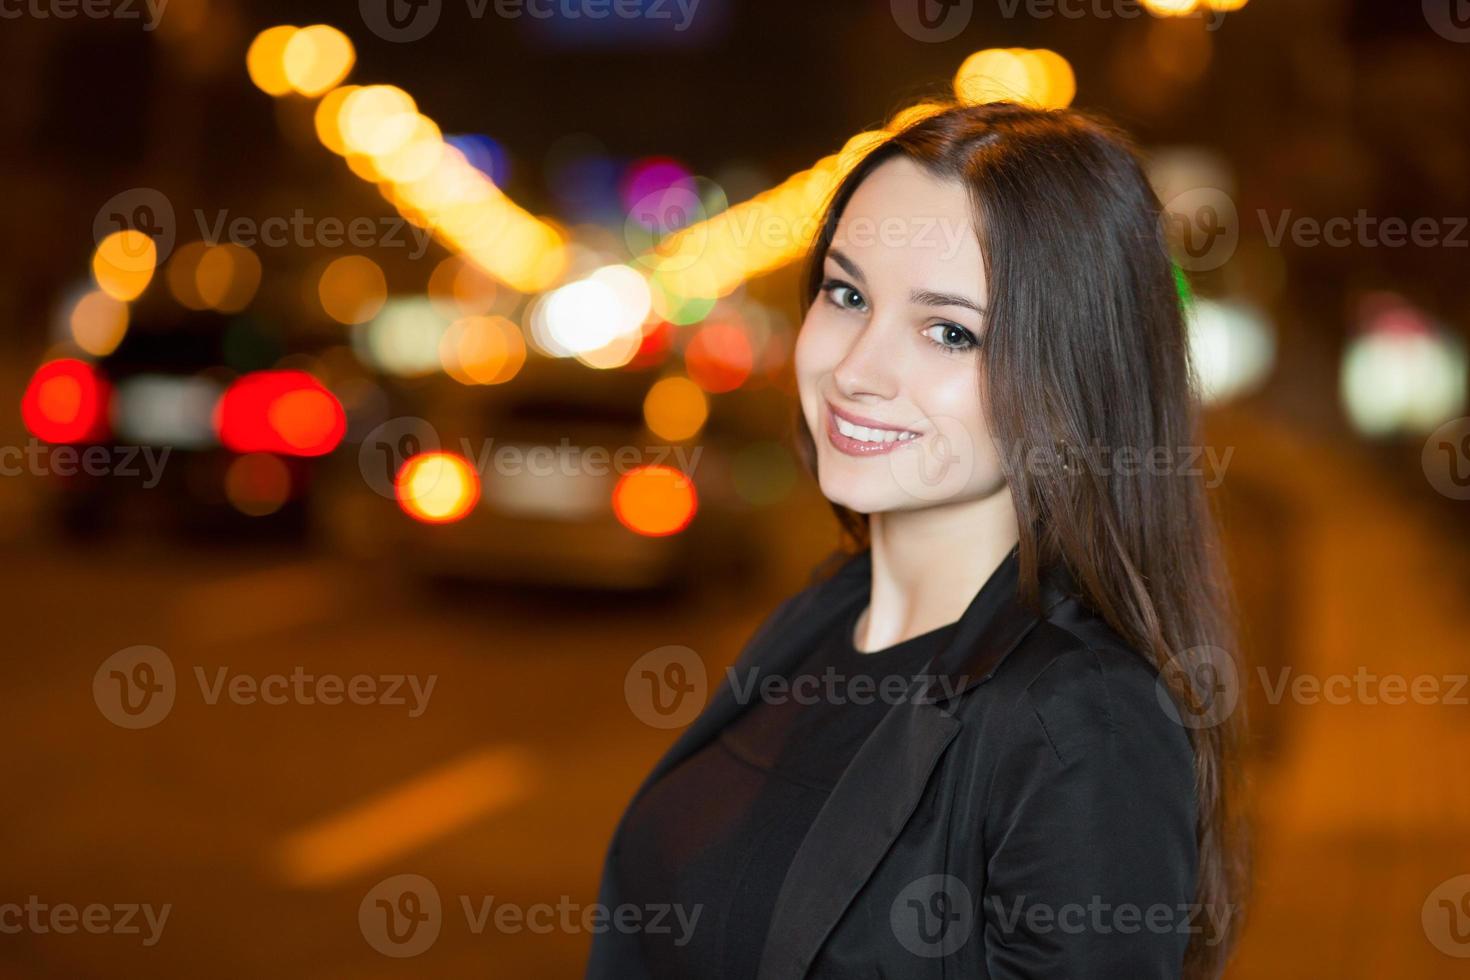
[795,156,1008,516]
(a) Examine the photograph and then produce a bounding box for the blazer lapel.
[756,545,1073,980]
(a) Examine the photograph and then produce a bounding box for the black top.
[613,602,963,979]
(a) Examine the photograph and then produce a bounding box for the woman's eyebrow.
[827,248,867,285]
[910,288,987,316]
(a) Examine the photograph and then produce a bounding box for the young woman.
[588,101,1247,979]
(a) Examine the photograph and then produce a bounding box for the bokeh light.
[246,25,298,97]
[354,297,448,377]
[22,358,110,444]
[317,255,387,325]
[216,371,346,457]
[68,290,129,357]
[643,376,708,442]
[684,321,753,393]
[225,452,292,517]
[396,453,481,524]
[195,243,263,313]
[440,315,526,385]
[92,230,156,301]
[612,464,697,537]
[282,24,355,97]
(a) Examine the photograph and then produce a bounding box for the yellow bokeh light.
[887,101,950,132]
[1030,48,1077,108]
[69,290,130,357]
[643,376,708,442]
[314,85,359,155]
[396,453,480,524]
[340,85,419,158]
[318,255,387,325]
[955,48,1034,106]
[282,24,355,97]
[1140,0,1200,14]
[246,25,298,97]
[92,230,156,301]
[374,115,444,184]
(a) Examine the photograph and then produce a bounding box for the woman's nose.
[832,319,899,402]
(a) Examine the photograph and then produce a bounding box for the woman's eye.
[922,322,979,353]
[822,280,868,312]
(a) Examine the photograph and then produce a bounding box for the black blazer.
[588,545,1198,979]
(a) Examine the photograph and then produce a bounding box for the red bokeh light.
[216,370,346,457]
[21,358,111,444]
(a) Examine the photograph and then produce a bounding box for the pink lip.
[824,401,921,457]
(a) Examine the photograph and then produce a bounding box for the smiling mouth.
[824,402,921,456]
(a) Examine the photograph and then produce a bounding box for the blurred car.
[316,353,773,592]
[22,307,345,540]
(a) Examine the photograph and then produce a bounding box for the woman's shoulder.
[968,602,1195,776]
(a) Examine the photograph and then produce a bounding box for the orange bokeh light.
[613,465,698,537]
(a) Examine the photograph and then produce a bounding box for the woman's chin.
[817,473,897,516]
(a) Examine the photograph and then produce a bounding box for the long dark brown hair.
[792,101,1247,978]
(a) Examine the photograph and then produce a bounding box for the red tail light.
[22,358,110,444]
[216,370,346,457]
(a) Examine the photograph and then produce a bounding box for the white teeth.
[835,416,919,444]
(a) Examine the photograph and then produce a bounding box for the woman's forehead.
[830,157,984,288]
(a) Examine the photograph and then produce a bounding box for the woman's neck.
[853,489,1020,653]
